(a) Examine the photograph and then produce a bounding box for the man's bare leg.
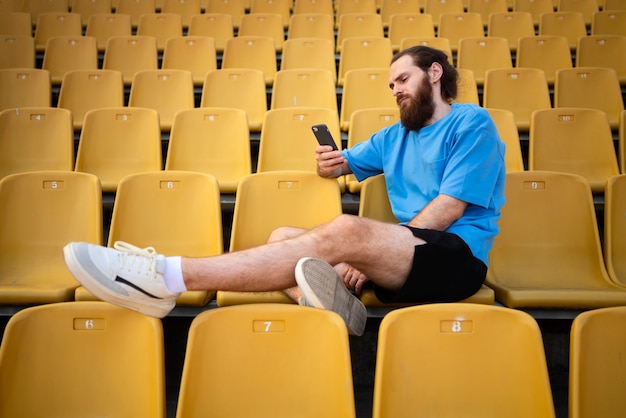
[181,214,422,293]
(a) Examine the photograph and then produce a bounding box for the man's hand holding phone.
[312,124,347,178]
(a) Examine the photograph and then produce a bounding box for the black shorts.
[373,226,487,304]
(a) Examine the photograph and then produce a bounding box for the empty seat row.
[1,168,626,310]
[2,299,626,417]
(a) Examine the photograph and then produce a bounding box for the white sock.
[163,256,187,294]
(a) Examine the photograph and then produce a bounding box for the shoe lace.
[113,241,159,278]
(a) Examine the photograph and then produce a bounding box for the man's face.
[389,55,436,131]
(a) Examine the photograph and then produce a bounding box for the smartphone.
[311,124,339,151]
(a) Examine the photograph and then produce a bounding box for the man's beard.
[398,76,435,131]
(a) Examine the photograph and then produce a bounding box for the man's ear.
[429,62,444,84]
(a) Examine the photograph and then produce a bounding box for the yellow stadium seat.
[340,67,397,132]
[468,0,509,27]
[201,68,267,132]
[423,0,464,28]
[488,11,535,52]
[102,35,158,85]
[0,302,165,417]
[457,36,513,86]
[591,10,626,36]
[175,304,356,417]
[576,34,626,86]
[128,69,195,131]
[71,0,112,27]
[455,67,480,105]
[24,0,70,26]
[114,0,156,28]
[34,11,82,51]
[238,12,285,52]
[539,11,587,50]
[438,11,485,52]
[604,174,626,287]
[0,12,32,36]
[292,0,334,15]
[0,107,74,180]
[0,68,51,111]
[165,107,251,193]
[336,13,384,53]
[486,171,626,308]
[400,36,454,63]
[337,36,393,87]
[287,13,335,42]
[0,172,102,304]
[514,0,555,27]
[387,12,435,52]
[249,0,291,27]
[216,171,342,306]
[42,35,98,85]
[558,0,598,26]
[75,171,223,306]
[554,66,624,130]
[569,306,626,418]
[85,13,132,52]
[162,0,201,28]
[161,36,217,86]
[75,107,162,192]
[270,68,337,111]
[529,107,619,193]
[483,67,551,131]
[187,13,233,53]
[280,37,337,82]
[0,34,34,69]
[516,34,573,85]
[372,303,555,417]
[204,0,245,28]
[136,12,182,51]
[221,35,277,86]
[486,108,525,172]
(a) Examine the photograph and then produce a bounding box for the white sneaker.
[295,257,367,336]
[63,241,179,318]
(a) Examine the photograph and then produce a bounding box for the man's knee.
[267,226,305,243]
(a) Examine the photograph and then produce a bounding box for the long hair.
[391,46,458,102]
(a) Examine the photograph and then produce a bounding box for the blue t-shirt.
[342,103,506,265]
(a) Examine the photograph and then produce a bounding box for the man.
[64,46,506,336]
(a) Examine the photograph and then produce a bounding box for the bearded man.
[64,46,506,336]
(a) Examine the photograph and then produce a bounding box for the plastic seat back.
[103,35,158,85]
[280,37,337,82]
[576,35,626,85]
[569,306,626,418]
[483,67,551,131]
[85,13,132,52]
[162,35,217,86]
[128,69,195,131]
[455,67,480,105]
[136,12,182,51]
[516,34,573,85]
[238,12,285,52]
[336,13,384,53]
[176,304,356,418]
[591,10,626,36]
[400,36,453,62]
[270,68,337,111]
[387,13,434,52]
[0,302,165,417]
[457,36,513,85]
[0,68,51,111]
[554,66,624,130]
[216,171,342,305]
[486,171,626,308]
[558,0,597,26]
[438,12,485,52]
[72,0,113,26]
[488,11,535,52]
[514,0,554,27]
[75,107,162,192]
[42,35,99,84]
[0,34,34,69]
[337,37,393,87]
[529,107,619,192]
[0,172,102,303]
[539,11,586,50]
[468,0,509,27]
[380,0,421,29]
[76,171,223,306]
[162,0,201,28]
[340,68,397,131]
[250,0,292,27]
[621,110,626,172]
[23,0,69,25]
[201,68,267,131]
[257,107,341,172]
[115,0,156,28]
[204,0,245,28]
[292,0,334,15]
[188,13,233,53]
[287,13,335,42]
[373,303,555,418]
[57,69,124,130]
[165,108,251,193]
[0,12,32,36]
[423,0,464,28]
[0,107,74,180]
[34,12,82,51]
[604,174,626,286]
[221,35,277,86]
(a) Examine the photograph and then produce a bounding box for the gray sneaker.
[63,241,179,318]
[295,257,367,336]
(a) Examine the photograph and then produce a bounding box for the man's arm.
[407,194,468,231]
